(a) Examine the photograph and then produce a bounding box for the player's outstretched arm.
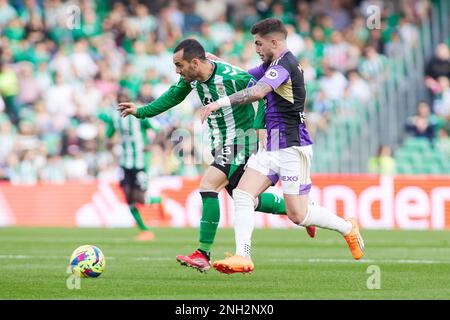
[200,81,272,123]
[118,79,192,119]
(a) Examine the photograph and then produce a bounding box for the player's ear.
[271,38,277,48]
[191,58,200,69]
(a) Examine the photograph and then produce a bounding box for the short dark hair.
[174,39,206,61]
[251,18,287,38]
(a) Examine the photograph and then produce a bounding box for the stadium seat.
[403,137,432,152]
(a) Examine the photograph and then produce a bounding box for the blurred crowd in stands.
[0,0,448,183]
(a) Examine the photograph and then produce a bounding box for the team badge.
[217,86,226,96]
[247,78,257,88]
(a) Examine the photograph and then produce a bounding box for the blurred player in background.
[100,88,163,241]
[118,39,315,272]
[201,19,365,274]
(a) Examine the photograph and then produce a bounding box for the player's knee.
[286,208,308,225]
[200,179,221,192]
[233,188,256,208]
[124,192,133,205]
[134,192,145,204]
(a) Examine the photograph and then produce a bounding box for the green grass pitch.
[0,227,449,299]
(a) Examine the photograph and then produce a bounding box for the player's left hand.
[201,102,220,123]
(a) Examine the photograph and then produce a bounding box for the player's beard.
[264,51,274,64]
[183,67,197,83]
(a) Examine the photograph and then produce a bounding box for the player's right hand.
[206,52,220,61]
[118,102,137,117]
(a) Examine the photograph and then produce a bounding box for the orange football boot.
[213,254,254,274]
[344,218,365,260]
[135,230,156,241]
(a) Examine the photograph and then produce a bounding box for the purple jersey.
[249,50,313,151]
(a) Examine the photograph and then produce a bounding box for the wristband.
[216,96,231,107]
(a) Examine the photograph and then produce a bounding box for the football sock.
[301,205,352,236]
[198,191,220,253]
[233,189,255,258]
[130,205,150,231]
[255,193,286,214]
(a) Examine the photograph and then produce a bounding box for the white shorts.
[246,145,313,195]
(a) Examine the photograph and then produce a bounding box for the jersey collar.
[202,60,217,83]
[276,49,290,60]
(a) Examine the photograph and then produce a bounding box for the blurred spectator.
[300,58,317,83]
[137,83,155,104]
[405,102,438,141]
[286,24,305,58]
[209,13,234,47]
[0,0,17,28]
[18,0,44,25]
[435,127,450,160]
[0,61,20,125]
[60,125,82,157]
[75,79,103,118]
[433,76,450,121]
[368,145,396,175]
[425,43,450,98]
[40,154,66,183]
[126,4,157,38]
[319,66,348,101]
[398,15,420,48]
[271,1,295,26]
[71,40,99,80]
[0,117,15,163]
[384,31,404,58]
[0,0,445,182]
[307,90,334,137]
[195,0,226,23]
[183,1,204,34]
[325,0,351,31]
[157,1,184,46]
[358,46,388,81]
[17,62,41,108]
[44,72,77,126]
[240,3,261,31]
[347,70,371,103]
[324,31,350,72]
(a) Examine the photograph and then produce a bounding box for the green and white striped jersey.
[136,60,265,150]
[100,108,160,170]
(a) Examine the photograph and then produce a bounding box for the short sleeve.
[247,64,266,80]
[259,65,290,90]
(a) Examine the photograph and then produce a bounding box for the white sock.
[233,189,255,258]
[301,205,352,236]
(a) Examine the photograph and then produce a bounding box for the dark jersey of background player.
[248,49,313,151]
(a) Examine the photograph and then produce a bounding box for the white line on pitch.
[268,258,450,264]
[2,255,447,265]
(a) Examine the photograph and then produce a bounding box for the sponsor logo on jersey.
[299,111,306,123]
[266,69,279,79]
[281,176,298,181]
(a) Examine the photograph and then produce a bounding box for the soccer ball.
[68,245,105,278]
